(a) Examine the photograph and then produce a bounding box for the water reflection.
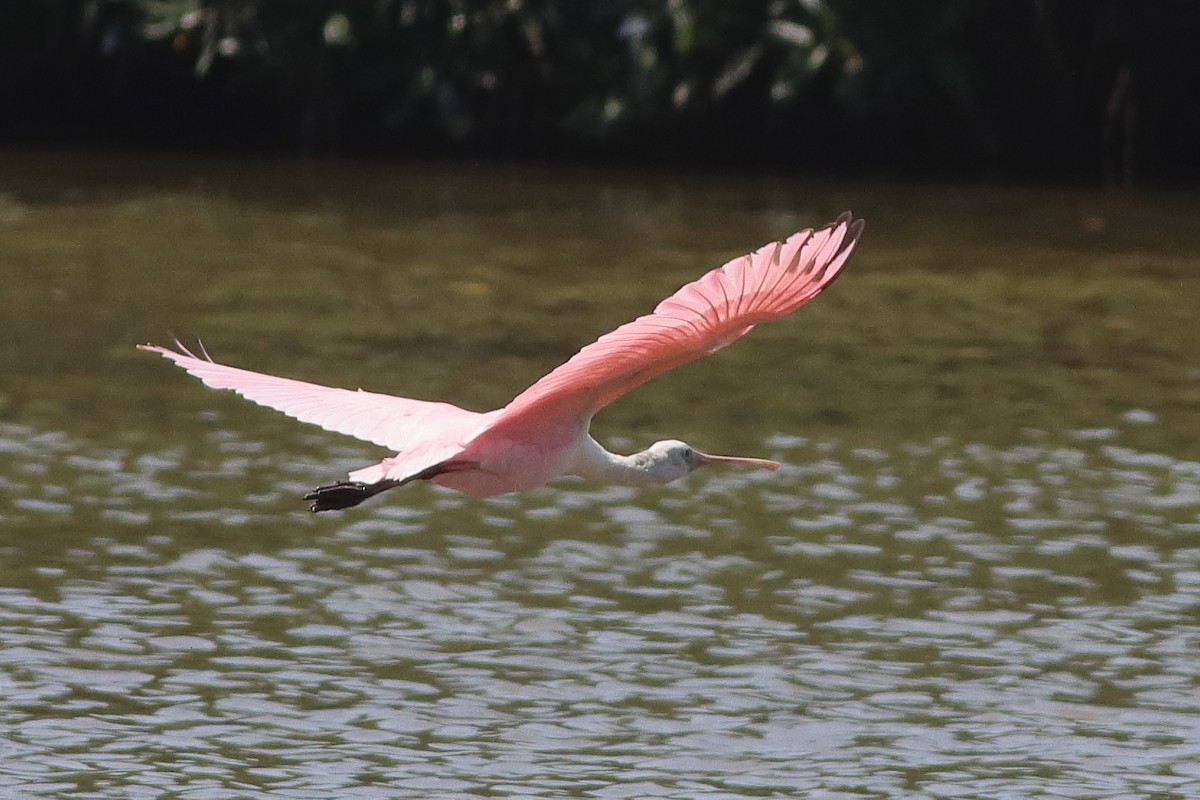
[2,415,1198,797]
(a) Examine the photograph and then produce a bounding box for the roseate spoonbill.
[140,212,863,511]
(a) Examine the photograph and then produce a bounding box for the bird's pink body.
[141,213,863,510]
[352,410,581,497]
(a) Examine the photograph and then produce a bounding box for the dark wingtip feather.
[846,215,865,245]
[826,211,864,244]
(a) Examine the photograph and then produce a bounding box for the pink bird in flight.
[141,212,863,512]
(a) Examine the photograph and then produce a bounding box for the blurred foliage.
[1,0,1198,183]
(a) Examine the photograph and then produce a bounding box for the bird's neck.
[567,436,665,486]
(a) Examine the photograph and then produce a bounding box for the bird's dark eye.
[684,448,694,460]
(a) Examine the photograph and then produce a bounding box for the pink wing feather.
[137,344,486,454]
[495,212,863,429]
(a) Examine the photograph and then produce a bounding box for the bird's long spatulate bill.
[697,451,781,471]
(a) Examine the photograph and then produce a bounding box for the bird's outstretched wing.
[138,343,485,453]
[494,212,863,430]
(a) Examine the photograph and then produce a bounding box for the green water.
[0,150,1197,798]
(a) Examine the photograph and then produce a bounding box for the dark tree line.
[2,0,1197,185]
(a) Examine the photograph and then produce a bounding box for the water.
[1,150,1198,797]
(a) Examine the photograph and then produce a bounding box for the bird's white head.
[638,439,782,484]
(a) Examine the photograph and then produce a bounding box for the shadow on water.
[0,150,1198,797]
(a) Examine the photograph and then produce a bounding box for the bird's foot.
[305,481,373,512]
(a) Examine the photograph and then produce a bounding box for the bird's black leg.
[304,480,399,512]
[304,459,474,512]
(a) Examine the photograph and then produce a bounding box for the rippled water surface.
[1,151,1198,798]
